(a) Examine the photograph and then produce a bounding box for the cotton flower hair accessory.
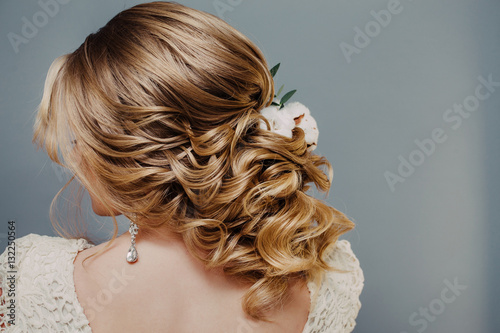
[259,64,319,151]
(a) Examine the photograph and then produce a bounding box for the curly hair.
[33,1,354,322]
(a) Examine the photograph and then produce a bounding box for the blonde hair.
[33,1,354,322]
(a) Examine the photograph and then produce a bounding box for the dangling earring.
[126,218,139,263]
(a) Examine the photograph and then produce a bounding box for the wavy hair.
[33,1,355,322]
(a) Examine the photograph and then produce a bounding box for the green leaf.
[276,84,284,98]
[270,63,280,78]
[279,89,296,106]
[271,102,280,106]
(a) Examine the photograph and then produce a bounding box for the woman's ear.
[88,190,121,216]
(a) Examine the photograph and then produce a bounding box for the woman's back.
[73,232,312,333]
[1,233,362,332]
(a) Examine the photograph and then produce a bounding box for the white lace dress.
[0,234,363,332]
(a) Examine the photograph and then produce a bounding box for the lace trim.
[0,234,94,332]
[301,239,364,333]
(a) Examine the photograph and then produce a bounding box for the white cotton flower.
[259,101,319,151]
[260,105,295,138]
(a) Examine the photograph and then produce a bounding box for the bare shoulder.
[73,233,311,333]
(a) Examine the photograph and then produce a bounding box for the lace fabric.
[0,234,94,332]
[302,240,364,333]
[0,234,363,333]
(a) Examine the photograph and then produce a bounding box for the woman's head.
[34,1,354,321]
[35,1,274,218]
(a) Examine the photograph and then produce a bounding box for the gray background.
[1,0,499,332]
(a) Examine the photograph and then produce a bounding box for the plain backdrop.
[0,1,499,332]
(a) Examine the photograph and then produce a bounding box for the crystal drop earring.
[126,216,139,263]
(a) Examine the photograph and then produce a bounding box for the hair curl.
[33,1,355,322]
